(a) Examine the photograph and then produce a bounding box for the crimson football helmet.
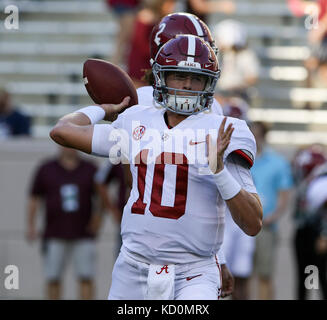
[292,144,327,183]
[150,12,218,65]
[152,35,220,115]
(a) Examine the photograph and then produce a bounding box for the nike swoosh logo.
[189,140,206,145]
[186,274,202,281]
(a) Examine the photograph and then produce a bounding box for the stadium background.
[0,0,326,299]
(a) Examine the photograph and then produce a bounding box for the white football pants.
[108,248,221,300]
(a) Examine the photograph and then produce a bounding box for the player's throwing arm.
[49,97,130,154]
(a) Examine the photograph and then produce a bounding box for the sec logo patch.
[133,125,146,140]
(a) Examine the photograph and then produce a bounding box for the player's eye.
[174,73,187,80]
[192,76,203,82]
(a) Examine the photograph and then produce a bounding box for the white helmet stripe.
[186,14,204,37]
[187,35,196,63]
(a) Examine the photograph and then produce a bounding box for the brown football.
[83,58,138,107]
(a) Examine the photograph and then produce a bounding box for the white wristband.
[76,106,105,124]
[213,167,241,200]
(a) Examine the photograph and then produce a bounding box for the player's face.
[165,72,207,94]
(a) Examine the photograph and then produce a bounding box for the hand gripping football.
[83,58,138,107]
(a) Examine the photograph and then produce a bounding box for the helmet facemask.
[153,65,220,115]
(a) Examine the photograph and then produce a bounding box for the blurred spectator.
[292,144,327,299]
[0,87,30,138]
[213,20,260,104]
[310,55,327,89]
[220,96,249,122]
[127,0,175,87]
[220,99,253,300]
[106,0,141,66]
[26,147,102,300]
[287,0,327,45]
[307,0,327,107]
[250,122,294,300]
[185,0,236,23]
[288,0,327,107]
[305,169,327,298]
[95,162,131,258]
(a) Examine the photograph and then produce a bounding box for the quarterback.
[136,12,233,297]
[50,35,262,299]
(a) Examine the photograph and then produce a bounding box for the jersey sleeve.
[226,153,257,194]
[92,124,117,157]
[216,246,226,265]
[91,105,132,158]
[211,98,224,115]
[224,119,256,166]
[232,149,254,168]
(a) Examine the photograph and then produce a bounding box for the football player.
[292,144,327,299]
[137,12,234,297]
[50,35,262,300]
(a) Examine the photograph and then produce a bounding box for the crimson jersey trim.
[233,149,254,168]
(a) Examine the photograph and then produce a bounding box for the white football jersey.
[104,104,256,265]
[136,86,224,115]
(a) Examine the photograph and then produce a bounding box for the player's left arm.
[224,157,263,236]
[207,117,263,236]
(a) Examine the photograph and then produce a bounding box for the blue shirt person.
[249,121,293,300]
[251,147,294,231]
[0,88,30,138]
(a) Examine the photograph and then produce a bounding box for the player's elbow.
[246,218,262,237]
[49,122,70,147]
[245,195,263,236]
[245,209,263,236]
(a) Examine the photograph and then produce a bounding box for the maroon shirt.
[107,0,139,8]
[127,17,154,81]
[95,163,127,213]
[30,159,97,240]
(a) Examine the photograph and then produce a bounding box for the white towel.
[145,264,175,300]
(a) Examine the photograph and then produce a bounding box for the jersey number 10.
[132,149,189,219]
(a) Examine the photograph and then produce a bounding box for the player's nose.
[182,77,192,90]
